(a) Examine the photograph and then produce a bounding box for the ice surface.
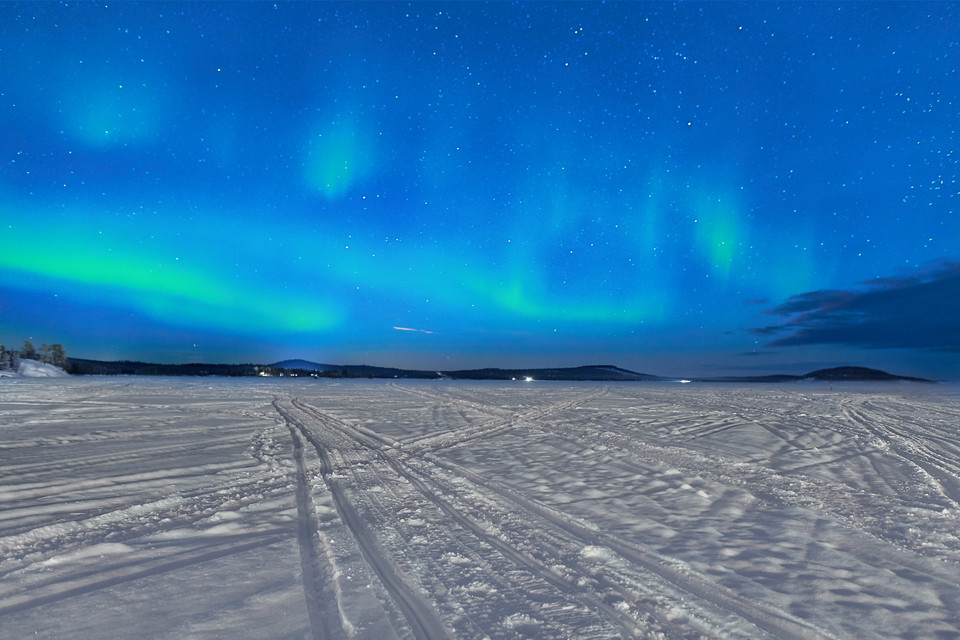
[1,377,959,638]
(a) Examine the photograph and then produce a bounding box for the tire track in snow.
[0,534,287,617]
[387,456,652,639]
[352,387,840,639]
[275,398,450,640]
[284,415,348,640]
[0,471,292,579]
[400,386,610,453]
[842,399,960,512]
[423,454,833,640]
[387,382,518,420]
[0,460,255,506]
[291,397,649,638]
[294,396,790,639]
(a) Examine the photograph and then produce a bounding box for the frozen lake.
[2,377,959,639]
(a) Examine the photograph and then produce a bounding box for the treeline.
[64,359,404,378]
[66,358,264,376]
[0,341,67,371]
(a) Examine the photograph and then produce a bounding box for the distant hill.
[268,362,663,381]
[267,361,664,381]
[442,365,665,381]
[271,359,334,371]
[695,366,934,384]
[802,366,933,383]
[692,374,805,383]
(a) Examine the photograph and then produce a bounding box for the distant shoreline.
[61,359,935,384]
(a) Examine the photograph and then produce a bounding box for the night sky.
[2,2,958,378]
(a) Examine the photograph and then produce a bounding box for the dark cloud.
[752,261,960,352]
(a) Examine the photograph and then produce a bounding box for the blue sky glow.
[1,2,957,378]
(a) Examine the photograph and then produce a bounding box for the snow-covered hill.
[0,359,69,378]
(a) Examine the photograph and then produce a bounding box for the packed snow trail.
[1,377,959,638]
[276,397,446,640]
[286,396,650,639]
[284,416,348,640]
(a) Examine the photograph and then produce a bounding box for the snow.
[0,359,69,378]
[1,377,959,638]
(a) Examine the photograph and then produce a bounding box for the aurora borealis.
[1,2,958,377]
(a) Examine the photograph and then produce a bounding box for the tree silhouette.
[41,343,67,368]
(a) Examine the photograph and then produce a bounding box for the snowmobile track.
[274,398,451,640]
[289,394,836,639]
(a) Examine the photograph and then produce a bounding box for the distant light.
[680,379,691,383]
[524,376,534,382]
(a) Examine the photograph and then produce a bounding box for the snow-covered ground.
[1,378,959,639]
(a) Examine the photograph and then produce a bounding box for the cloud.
[752,261,960,352]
